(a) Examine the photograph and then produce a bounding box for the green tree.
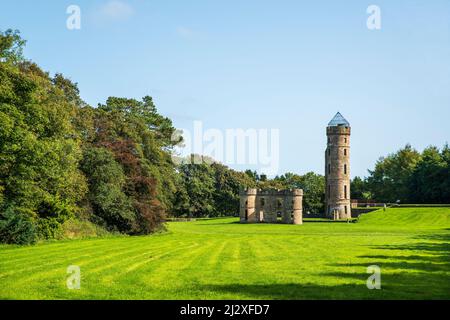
[178,158,215,218]
[273,172,325,214]
[441,144,450,202]
[0,30,87,241]
[79,96,178,233]
[212,162,256,216]
[80,147,136,233]
[409,146,448,203]
[366,144,421,202]
[351,176,369,200]
[0,29,26,63]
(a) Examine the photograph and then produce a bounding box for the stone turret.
[239,188,257,223]
[291,189,303,225]
[325,112,351,220]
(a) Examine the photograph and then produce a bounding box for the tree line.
[351,144,450,204]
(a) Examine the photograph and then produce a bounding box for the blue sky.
[1,0,449,177]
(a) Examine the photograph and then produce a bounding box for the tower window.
[328,163,331,174]
[328,148,330,156]
[345,206,348,214]
[328,185,331,198]
[344,164,347,175]
[344,185,347,199]
[344,138,347,143]
[344,149,347,156]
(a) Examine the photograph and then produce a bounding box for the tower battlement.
[239,188,257,196]
[326,126,351,136]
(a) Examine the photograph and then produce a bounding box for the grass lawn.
[0,208,449,299]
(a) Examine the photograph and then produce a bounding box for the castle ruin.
[239,189,303,224]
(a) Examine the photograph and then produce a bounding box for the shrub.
[61,218,111,239]
[0,206,37,245]
[36,195,74,239]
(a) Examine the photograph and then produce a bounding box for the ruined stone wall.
[325,126,351,219]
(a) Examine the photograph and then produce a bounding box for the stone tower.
[325,112,351,220]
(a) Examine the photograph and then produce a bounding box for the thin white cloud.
[98,0,134,21]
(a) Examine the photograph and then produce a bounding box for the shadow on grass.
[303,219,357,223]
[324,232,450,299]
[196,283,372,300]
[198,270,449,299]
[199,219,357,226]
[320,271,449,299]
[196,221,242,226]
[194,233,449,299]
[194,229,450,299]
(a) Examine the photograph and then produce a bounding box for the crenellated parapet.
[326,125,351,137]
